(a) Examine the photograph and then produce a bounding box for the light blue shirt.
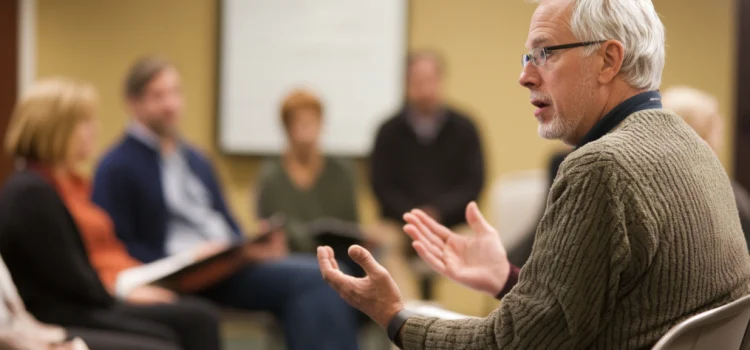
[128,123,234,255]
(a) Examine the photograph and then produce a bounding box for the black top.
[0,170,116,325]
[577,91,663,148]
[371,106,485,227]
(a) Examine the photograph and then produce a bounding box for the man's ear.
[598,40,625,84]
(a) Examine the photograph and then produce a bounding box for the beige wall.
[37,0,736,230]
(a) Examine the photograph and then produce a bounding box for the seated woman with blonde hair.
[0,78,221,350]
[662,86,750,250]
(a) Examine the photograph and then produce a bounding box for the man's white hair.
[532,0,666,90]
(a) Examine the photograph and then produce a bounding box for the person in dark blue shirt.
[92,56,359,350]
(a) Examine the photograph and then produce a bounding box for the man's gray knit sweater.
[402,109,750,349]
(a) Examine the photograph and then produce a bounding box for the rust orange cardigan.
[44,169,140,293]
[34,166,244,294]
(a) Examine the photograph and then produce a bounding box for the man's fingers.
[403,213,446,251]
[404,224,444,258]
[348,245,384,276]
[257,219,269,233]
[328,247,340,270]
[323,265,355,295]
[409,209,453,240]
[403,223,421,241]
[318,246,356,293]
[318,246,339,273]
[466,201,495,235]
[412,241,447,273]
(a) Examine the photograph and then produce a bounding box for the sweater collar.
[576,90,662,149]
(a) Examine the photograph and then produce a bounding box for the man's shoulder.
[586,109,702,158]
[564,109,711,182]
[183,144,211,162]
[444,106,477,128]
[377,110,408,134]
[559,144,620,179]
[445,106,475,122]
[97,136,148,168]
[563,129,648,184]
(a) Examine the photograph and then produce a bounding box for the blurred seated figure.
[662,86,750,250]
[0,251,179,350]
[371,50,485,300]
[506,148,570,267]
[0,78,221,350]
[257,89,360,256]
[0,251,87,350]
[91,56,359,350]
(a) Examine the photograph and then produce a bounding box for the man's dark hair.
[124,55,174,98]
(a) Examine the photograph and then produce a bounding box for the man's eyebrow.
[530,37,550,48]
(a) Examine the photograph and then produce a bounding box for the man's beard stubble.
[536,69,593,144]
[145,117,177,139]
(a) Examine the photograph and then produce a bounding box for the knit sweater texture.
[402,109,750,349]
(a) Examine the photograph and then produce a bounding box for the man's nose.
[519,63,540,89]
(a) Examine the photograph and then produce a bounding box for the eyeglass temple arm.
[545,40,607,52]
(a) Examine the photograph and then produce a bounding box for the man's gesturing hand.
[317,245,404,328]
[403,201,511,296]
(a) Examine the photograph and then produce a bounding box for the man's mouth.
[531,99,551,117]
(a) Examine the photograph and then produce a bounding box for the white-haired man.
[317,0,750,349]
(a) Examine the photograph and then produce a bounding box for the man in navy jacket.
[92,56,359,350]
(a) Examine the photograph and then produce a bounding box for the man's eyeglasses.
[522,41,606,67]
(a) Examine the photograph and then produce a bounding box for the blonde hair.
[661,86,723,152]
[5,78,99,164]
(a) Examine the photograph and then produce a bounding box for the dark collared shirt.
[577,91,663,149]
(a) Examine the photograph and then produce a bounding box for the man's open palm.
[403,202,510,296]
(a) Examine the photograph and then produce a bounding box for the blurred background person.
[662,86,750,249]
[257,89,359,255]
[0,78,221,350]
[0,251,89,350]
[371,50,485,300]
[0,251,164,350]
[506,147,571,267]
[92,56,360,350]
[256,88,376,285]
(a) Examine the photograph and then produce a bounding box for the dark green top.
[256,156,359,253]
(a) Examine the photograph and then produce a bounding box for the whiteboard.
[218,0,408,156]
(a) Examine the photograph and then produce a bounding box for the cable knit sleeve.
[402,152,632,349]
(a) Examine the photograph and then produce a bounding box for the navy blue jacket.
[92,135,242,263]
